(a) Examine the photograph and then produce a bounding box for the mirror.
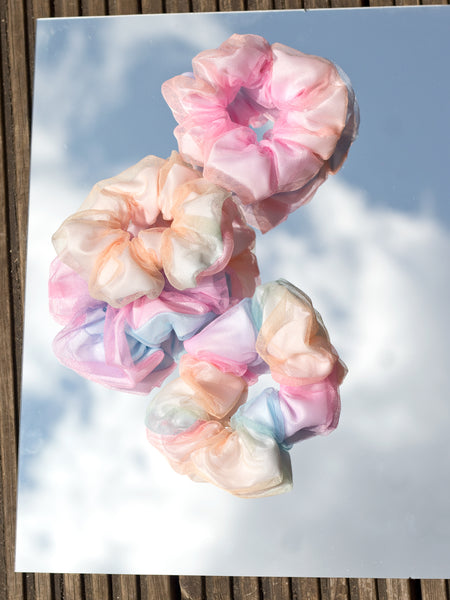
[16,7,450,576]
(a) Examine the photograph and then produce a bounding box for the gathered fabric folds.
[162,33,359,232]
[49,258,255,394]
[52,151,258,308]
[145,280,347,497]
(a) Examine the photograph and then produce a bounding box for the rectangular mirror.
[16,6,450,576]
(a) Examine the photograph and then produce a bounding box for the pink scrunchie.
[162,34,359,232]
[49,258,240,394]
[52,151,258,308]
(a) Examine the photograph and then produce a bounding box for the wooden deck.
[1,0,449,598]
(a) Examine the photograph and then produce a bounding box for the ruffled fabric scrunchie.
[49,256,259,394]
[162,33,359,232]
[146,280,346,497]
[52,151,258,308]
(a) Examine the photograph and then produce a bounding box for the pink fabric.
[49,258,238,394]
[162,34,359,232]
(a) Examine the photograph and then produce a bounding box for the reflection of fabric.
[146,280,346,497]
[52,151,257,308]
[49,259,243,394]
[162,33,359,233]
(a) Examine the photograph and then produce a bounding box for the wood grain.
[81,0,108,15]
[192,0,219,10]
[180,575,205,599]
[84,573,112,599]
[233,577,261,599]
[261,577,292,599]
[111,574,141,599]
[204,577,234,600]
[291,578,321,600]
[321,578,350,600]
[377,579,414,600]
[421,580,449,600]
[350,578,378,600]
[108,0,140,14]
[142,0,164,11]
[140,575,177,599]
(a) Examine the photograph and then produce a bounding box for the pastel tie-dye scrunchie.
[52,151,258,308]
[162,33,359,232]
[145,280,346,498]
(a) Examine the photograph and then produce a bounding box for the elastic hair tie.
[146,280,346,497]
[162,33,359,233]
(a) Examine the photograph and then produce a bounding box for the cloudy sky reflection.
[16,7,450,577]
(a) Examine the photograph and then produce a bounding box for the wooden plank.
[233,577,261,599]
[54,0,81,16]
[305,0,329,7]
[25,0,52,97]
[192,0,218,10]
[111,574,140,599]
[421,580,448,600]
[140,575,176,599]
[1,0,32,377]
[180,576,204,599]
[0,2,28,598]
[218,0,245,10]
[52,574,64,600]
[205,577,233,600]
[321,578,350,600]
[63,574,84,600]
[0,41,13,600]
[32,574,54,600]
[165,0,192,11]
[84,574,112,599]
[108,0,140,14]
[142,0,164,12]
[377,579,412,600]
[349,578,378,600]
[291,578,321,600]
[330,0,362,6]
[247,0,274,9]
[81,0,108,15]
[273,0,304,8]
[261,577,291,599]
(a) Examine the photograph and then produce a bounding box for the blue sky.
[17,7,450,576]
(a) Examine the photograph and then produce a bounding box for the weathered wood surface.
[0,0,448,598]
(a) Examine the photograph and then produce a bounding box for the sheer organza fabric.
[162,33,359,232]
[49,258,256,394]
[146,280,346,497]
[52,151,257,308]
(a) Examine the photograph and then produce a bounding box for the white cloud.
[256,177,450,450]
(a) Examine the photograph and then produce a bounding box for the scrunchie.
[52,151,257,308]
[146,280,346,497]
[162,34,359,233]
[49,258,247,394]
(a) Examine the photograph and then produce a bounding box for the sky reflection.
[16,7,450,577]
